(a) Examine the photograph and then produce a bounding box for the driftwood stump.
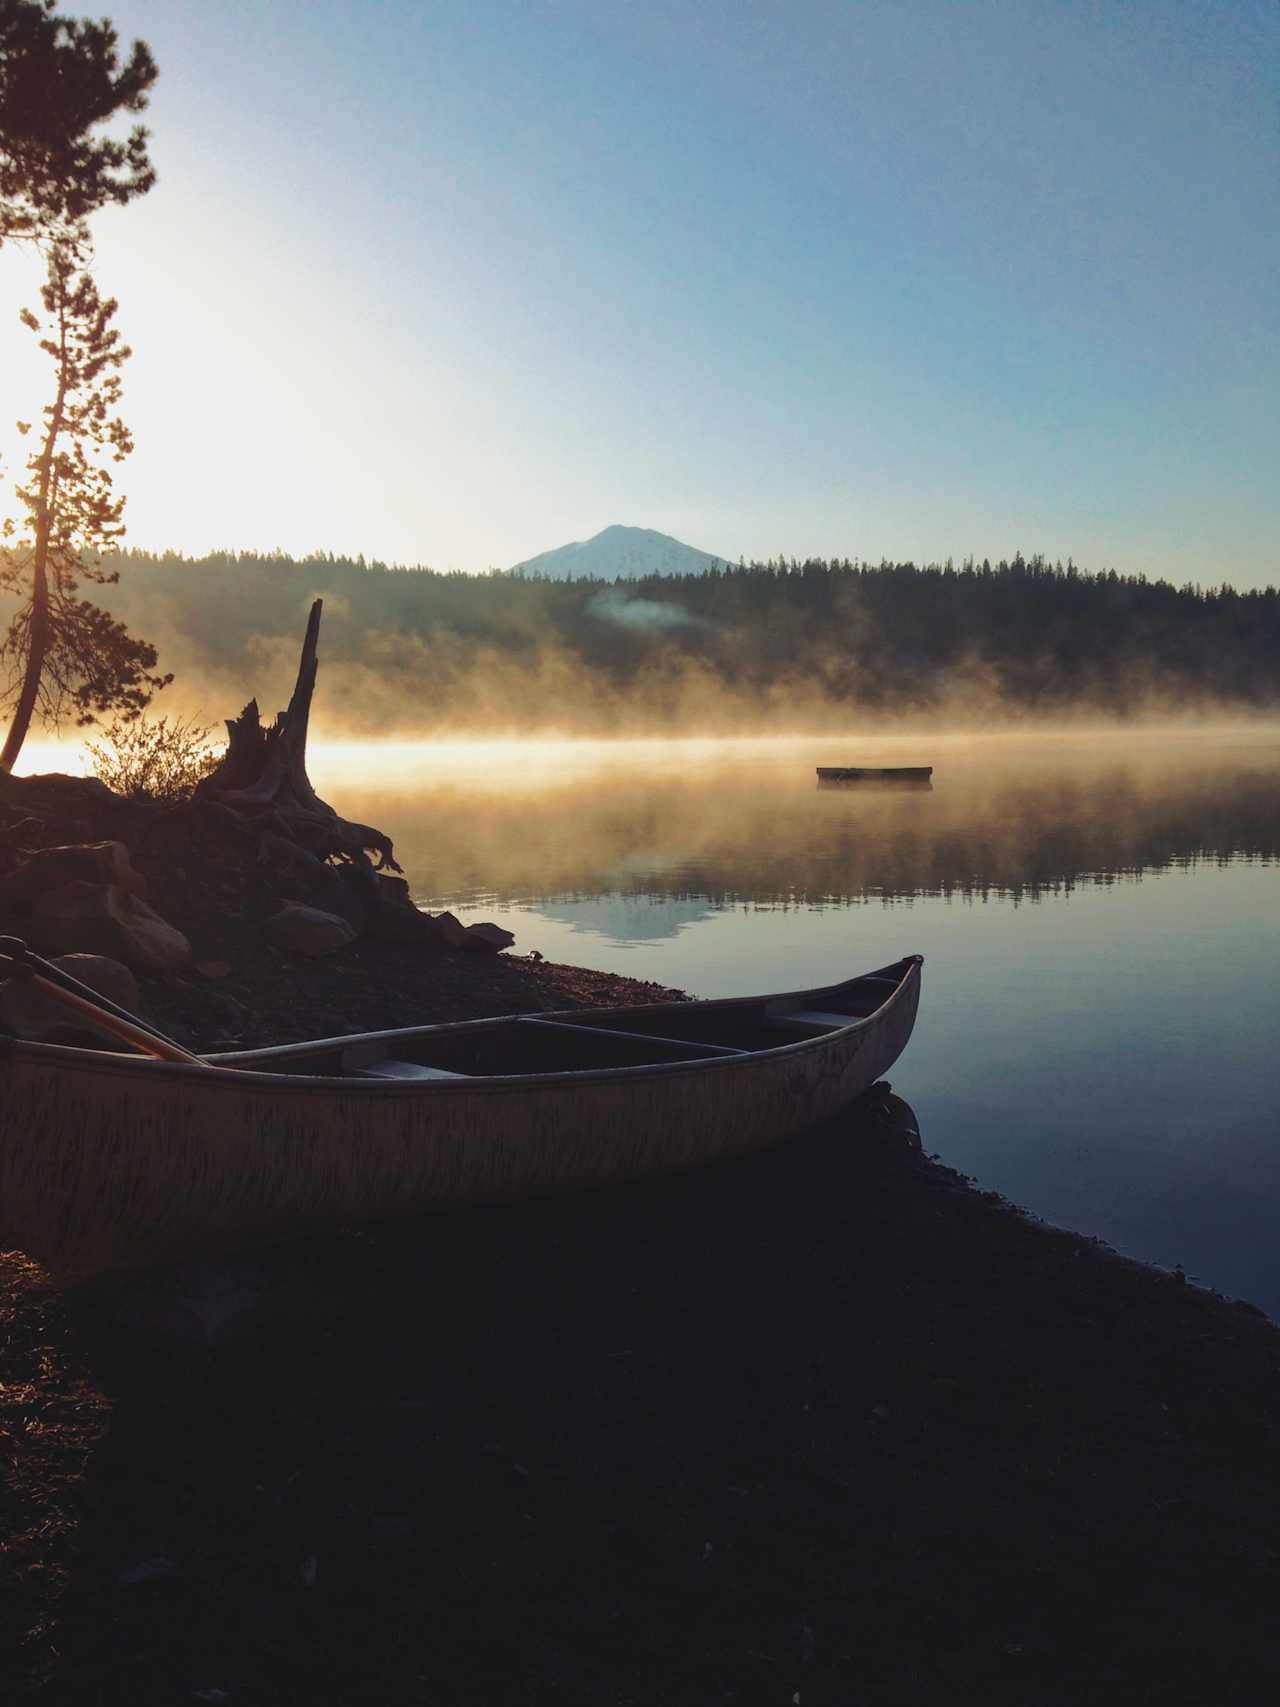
[196,600,401,873]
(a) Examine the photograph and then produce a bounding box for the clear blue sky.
[3,0,1277,585]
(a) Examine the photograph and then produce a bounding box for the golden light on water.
[14,725,1280,789]
[307,733,931,790]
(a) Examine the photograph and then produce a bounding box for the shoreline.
[136,939,691,1056]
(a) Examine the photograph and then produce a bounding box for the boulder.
[321,864,372,933]
[375,908,476,951]
[425,910,472,950]
[364,875,437,945]
[463,922,516,954]
[0,952,141,1040]
[2,772,116,809]
[375,873,414,911]
[258,831,326,877]
[267,902,357,958]
[30,882,192,973]
[0,840,147,908]
[6,770,115,796]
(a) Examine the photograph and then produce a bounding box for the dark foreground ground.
[4,1081,1279,1706]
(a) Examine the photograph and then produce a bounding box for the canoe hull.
[0,960,921,1282]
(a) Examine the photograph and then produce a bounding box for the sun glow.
[14,725,1280,786]
[9,739,92,778]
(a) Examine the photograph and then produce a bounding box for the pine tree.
[0,0,156,245]
[0,234,169,772]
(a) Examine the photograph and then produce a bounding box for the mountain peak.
[510,525,727,580]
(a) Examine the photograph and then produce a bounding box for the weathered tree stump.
[196,600,401,873]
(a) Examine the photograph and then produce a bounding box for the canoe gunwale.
[4,957,923,1095]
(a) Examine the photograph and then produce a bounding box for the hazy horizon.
[16,723,1280,787]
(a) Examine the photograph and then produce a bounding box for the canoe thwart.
[517,1017,748,1059]
[771,1009,874,1032]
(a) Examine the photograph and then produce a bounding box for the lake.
[320,729,1280,1317]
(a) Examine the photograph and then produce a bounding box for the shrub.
[85,714,222,803]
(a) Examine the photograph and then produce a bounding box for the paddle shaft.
[0,952,204,1065]
[0,934,186,1048]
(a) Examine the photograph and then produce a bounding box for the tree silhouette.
[0,235,169,773]
[0,3,163,775]
[0,0,156,245]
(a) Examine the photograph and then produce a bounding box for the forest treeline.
[4,547,1277,729]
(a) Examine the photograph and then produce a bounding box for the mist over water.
[321,728,1280,1316]
[318,728,1280,909]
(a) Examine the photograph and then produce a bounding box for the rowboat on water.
[0,955,923,1283]
[817,766,933,785]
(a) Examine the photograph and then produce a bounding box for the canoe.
[0,956,923,1283]
[817,766,933,784]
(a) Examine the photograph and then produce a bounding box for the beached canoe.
[817,766,933,784]
[0,957,922,1282]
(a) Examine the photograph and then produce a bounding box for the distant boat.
[0,958,924,1282]
[817,766,933,785]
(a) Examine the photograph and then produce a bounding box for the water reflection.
[816,776,933,790]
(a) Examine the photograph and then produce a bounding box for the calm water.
[323,731,1280,1314]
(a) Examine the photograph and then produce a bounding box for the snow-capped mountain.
[510,524,728,580]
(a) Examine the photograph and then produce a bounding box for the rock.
[374,873,414,911]
[363,874,447,946]
[0,839,147,908]
[0,952,141,1039]
[316,865,369,933]
[388,909,472,950]
[367,896,429,945]
[267,902,357,958]
[5,771,116,805]
[258,830,325,875]
[30,882,192,973]
[463,921,516,954]
[426,910,472,949]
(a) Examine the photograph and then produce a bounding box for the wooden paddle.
[0,936,204,1065]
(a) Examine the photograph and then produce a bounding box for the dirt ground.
[3,1081,1279,1706]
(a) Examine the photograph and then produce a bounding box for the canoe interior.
[207,962,917,1082]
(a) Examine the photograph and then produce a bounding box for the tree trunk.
[197,599,401,871]
[0,259,73,774]
[0,543,50,776]
[0,335,66,777]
